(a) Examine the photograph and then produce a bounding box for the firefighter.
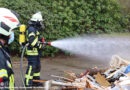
[0,8,20,89]
[25,12,44,87]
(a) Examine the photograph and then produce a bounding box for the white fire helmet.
[0,8,20,36]
[30,12,43,22]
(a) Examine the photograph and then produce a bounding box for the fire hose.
[20,43,29,88]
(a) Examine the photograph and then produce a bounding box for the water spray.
[50,35,130,62]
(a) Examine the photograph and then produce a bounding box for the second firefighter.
[25,12,44,87]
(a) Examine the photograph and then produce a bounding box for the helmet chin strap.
[0,39,7,45]
[0,34,9,45]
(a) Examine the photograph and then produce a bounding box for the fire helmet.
[0,8,20,36]
[30,12,43,22]
[29,12,44,31]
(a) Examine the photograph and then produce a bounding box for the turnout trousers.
[24,56,41,86]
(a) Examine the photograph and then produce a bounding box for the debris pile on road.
[44,55,130,90]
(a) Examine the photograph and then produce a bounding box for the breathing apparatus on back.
[19,24,26,47]
[18,24,27,88]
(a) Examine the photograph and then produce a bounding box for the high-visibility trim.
[26,48,38,55]
[9,74,14,90]
[0,69,8,77]
[27,50,38,53]
[37,31,40,35]
[31,37,38,46]
[39,44,42,49]
[33,72,40,77]
[7,61,12,68]
[29,32,35,37]
[26,53,38,56]
[25,75,33,79]
[26,66,32,86]
[26,50,38,53]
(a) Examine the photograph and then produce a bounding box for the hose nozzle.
[44,42,51,46]
[41,38,51,46]
[48,42,51,46]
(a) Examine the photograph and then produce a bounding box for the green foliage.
[0,0,129,56]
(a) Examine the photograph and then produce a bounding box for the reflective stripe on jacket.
[0,44,14,90]
[26,26,41,56]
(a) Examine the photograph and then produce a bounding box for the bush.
[0,0,129,56]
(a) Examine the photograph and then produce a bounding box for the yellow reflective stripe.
[8,64,12,68]
[27,53,38,55]
[39,44,42,49]
[7,61,12,68]
[27,51,38,53]
[31,37,38,46]
[26,53,38,55]
[9,74,14,90]
[26,50,38,55]
[0,69,8,77]
[26,50,38,53]
[26,66,32,86]
[25,75,33,79]
[33,72,40,76]
[37,31,40,35]
[26,47,38,55]
[28,66,32,77]
[29,32,35,37]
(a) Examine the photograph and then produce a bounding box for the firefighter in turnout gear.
[25,12,44,87]
[0,8,20,89]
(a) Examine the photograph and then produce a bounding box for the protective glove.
[0,77,3,83]
[39,43,44,49]
[37,41,44,49]
[41,37,45,44]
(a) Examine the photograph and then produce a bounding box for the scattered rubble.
[43,55,130,90]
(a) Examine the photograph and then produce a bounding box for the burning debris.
[44,55,130,90]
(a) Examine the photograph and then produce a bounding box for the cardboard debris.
[110,55,130,68]
[127,73,130,76]
[44,55,130,90]
[95,72,111,87]
[64,71,77,81]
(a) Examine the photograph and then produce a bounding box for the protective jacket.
[0,42,14,90]
[26,26,42,56]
